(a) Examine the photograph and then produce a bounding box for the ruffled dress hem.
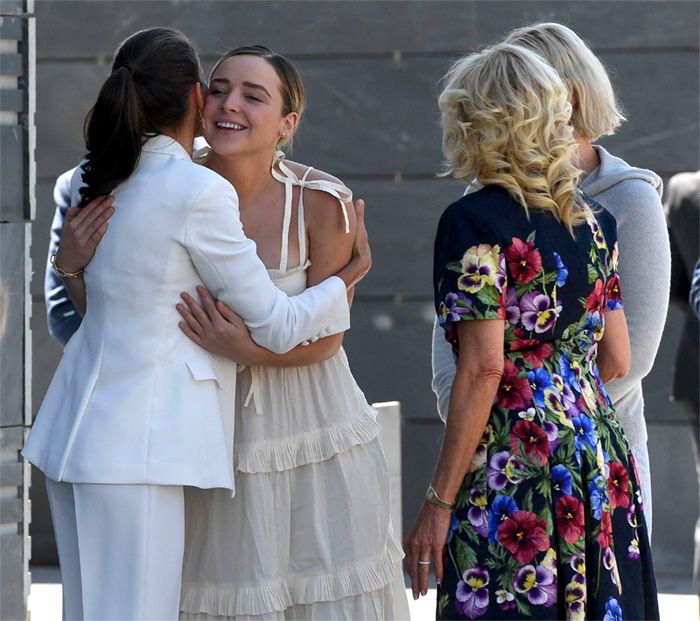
[236,404,381,473]
[180,535,404,617]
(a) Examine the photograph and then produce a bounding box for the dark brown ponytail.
[79,28,203,205]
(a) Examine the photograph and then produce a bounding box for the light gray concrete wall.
[29,0,699,585]
[1,0,35,618]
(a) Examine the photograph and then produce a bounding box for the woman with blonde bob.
[406,43,659,620]
[432,23,670,543]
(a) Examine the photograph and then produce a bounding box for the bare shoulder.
[285,160,355,235]
[284,160,345,187]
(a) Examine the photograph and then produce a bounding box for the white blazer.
[23,135,350,492]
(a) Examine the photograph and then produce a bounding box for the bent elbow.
[599,354,631,383]
[615,355,631,380]
[471,361,504,387]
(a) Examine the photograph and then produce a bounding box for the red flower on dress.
[585,279,605,312]
[496,359,532,410]
[555,495,585,544]
[510,420,549,466]
[509,331,553,368]
[505,238,543,284]
[597,509,613,549]
[497,510,550,564]
[608,462,630,510]
[605,273,622,303]
[497,360,533,410]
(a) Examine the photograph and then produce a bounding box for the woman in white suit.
[23,28,370,621]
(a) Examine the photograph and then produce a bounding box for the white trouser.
[45,478,185,620]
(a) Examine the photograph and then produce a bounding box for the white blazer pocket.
[186,357,221,387]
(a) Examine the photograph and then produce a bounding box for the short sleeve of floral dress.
[432,186,658,621]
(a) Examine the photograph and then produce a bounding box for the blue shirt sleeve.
[45,168,82,346]
[690,256,700,319]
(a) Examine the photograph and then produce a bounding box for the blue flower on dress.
[558,353,577,389]
[603,596,623,621]
[551,465,573,497]
[527,368,555,408]
[572,414,598,453]
[589,475,605,520]
[553,252,568,287]
[447,513,460,543]
[488,495,518,544]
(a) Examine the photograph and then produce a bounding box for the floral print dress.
[433,185,659,621]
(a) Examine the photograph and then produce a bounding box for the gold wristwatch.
[425,485,455,511]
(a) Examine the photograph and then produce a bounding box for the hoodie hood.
[580,145,663,198]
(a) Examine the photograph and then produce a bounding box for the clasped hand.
[55,196,115,272]
[177,286,255,363]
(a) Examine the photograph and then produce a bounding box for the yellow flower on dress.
[458,244,501,293]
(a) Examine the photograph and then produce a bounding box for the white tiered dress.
[180,154,407,621]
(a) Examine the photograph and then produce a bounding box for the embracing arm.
[183,178,368,354]
[45,169,83,345]
[691,257,700,319]
[249,180,357,366]
[179,180,360,366]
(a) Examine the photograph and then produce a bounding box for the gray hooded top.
[580,145,671,447]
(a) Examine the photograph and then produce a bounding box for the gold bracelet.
[50,253,84,279]
[425,484,455,511]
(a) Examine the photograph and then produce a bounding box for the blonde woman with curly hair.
[405,43,659,620]
[432,23,670,546]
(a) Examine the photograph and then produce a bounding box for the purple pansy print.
[543,420,560,453]
[487,451,510,490]
[467,487,489,537]
[603,546,615,571]
[520,292,561,334]
[495,253,507,293]
[505,287,521,325]
[513,564,557,607]
[565,574,586,618]
[626,504,638,529]
[440,291,473,325]
[561,382,580,419]
[455,568,490,619]
[628,538,640,560]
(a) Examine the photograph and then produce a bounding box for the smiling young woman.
[176,46,408,621]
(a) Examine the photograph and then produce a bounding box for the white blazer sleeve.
[184,177,350,354]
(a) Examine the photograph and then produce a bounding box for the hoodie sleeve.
[431,316,456,423]
[601,179,671,409]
